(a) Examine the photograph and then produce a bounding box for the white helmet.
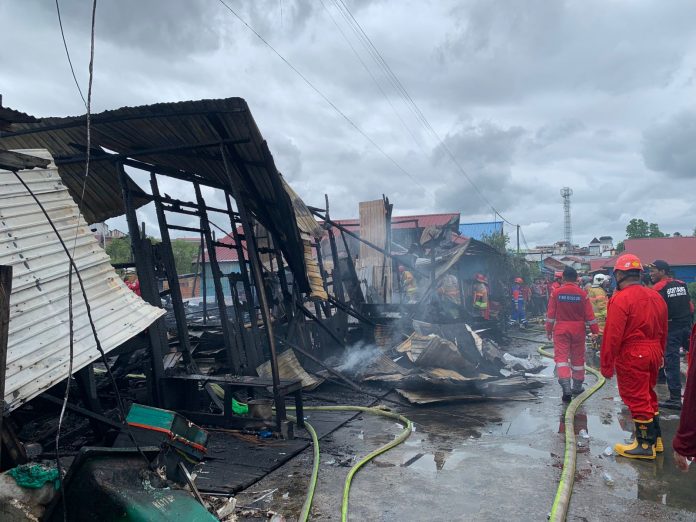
[593,274,607,286]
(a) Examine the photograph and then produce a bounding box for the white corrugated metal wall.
[0,149,164,411]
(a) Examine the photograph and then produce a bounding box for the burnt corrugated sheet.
[0,150,165,412]
[0,98,310,292]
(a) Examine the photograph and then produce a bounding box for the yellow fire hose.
[287,405,412,522]
[538,344,606,522]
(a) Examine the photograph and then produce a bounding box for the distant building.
[91,222,127,248]
[623,237,696,283]
[589,237,601,256]
[458,221,503,241]
[599,236,613,253]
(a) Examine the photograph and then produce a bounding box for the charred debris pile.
[0,97,544,519]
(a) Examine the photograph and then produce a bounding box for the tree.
[626,218,650,239]
[480,231,510,254]
[648,223,668,238]
[616,241,625,253]
[171,239,199,275]
[105,237,132,265]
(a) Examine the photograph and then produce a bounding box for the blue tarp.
[459,221,504,240]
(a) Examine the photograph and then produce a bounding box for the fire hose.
[538,344,606,522]
[287,405,412,522]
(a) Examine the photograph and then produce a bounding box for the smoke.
[335,341,383,377]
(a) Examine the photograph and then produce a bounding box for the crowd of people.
[542,255,694,470]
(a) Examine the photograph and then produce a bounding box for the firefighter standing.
[510,277,528,327]
[473,273,490,320]
[600,254,668,460]
[587,274,609,347]
[546,266,599,401]
[649,259,692,410]
[399,266,417,303]
[124,268,141,297]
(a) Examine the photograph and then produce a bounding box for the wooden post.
[149,172,192,361]
[118,164,167,405]
[220,147,285,432]
[0,265,12,469]
[194,182,243,372]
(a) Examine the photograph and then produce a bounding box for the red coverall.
[600,284,667,421]
[546,282,599,381]
[673,323,696,457]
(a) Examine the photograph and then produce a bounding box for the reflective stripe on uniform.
[546,318,555,323]
[571,365,585,371]
[556,362,570,367]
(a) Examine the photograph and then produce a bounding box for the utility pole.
[516,224,520,254]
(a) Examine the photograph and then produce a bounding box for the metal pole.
[0,265,12,469]
[517,225,520,254]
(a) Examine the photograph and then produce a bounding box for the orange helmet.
[613,254,643,272]
[475,273,487,283]
[514,277,523,284]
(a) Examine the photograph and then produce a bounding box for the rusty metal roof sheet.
[0,98,310,292]
[0,150,165,412]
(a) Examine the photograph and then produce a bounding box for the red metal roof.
[198,228,247,263]
[589,257,615,272]
[623,237,696,267]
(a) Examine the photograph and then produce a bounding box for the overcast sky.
[2,0,695,248]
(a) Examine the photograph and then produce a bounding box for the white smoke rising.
[336,341,383,376]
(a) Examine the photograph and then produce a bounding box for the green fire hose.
[288,405,412,522]
[538,344,606,522]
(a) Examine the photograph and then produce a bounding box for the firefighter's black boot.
[659,389,682,410]
[614,419,657,460]
[571,379,584,397]
[559,378,572,403]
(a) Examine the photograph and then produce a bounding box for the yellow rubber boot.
[614,419,656,460]
[654,413,663,453]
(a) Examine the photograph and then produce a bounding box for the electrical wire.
[319,0,427,155]
[216,0,425,191]
[330,0,530,237]
[54,0,87,108]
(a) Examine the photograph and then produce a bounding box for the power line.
[319,0,427,155]
[54,0,87,108]
[332,0,522,228]
[216,0,425,190]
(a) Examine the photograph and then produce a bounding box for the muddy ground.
[234,333,696,521]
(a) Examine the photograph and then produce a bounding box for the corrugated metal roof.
[458,221,503,240]
[624,237,696,267]
[326,212,461,231]
[0,98,310,293]
[1,150,165,412]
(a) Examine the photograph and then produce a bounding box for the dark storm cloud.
[432,0,695,104]
[642,110,696,179]
[26,0,222,56]
[2,0,695,246]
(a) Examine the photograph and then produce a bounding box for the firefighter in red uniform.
[546,266,599,402]
[600,254,668,460]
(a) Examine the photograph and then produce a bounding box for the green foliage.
[480,231,510,254]
[615,240,625,253]
[625,218,668,239]
[689,282,696,310]
[171,239,199,275]
[105,237,132,264]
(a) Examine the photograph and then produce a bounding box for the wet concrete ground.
[235,334,696,521]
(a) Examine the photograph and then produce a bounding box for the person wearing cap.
[601,254,668,460]
[649,259,692,410]
[124,268,141,297]
[546,266,599,401]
